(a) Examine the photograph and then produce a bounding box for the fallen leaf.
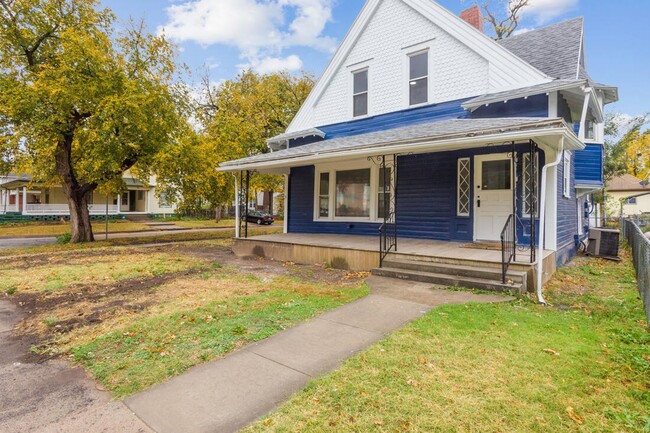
[542,348,560,356]
[263,418,273,426]
[566,406,584,424]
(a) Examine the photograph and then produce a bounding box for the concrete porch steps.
[372,258,527,294]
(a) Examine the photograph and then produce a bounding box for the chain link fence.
[622,219,650,326]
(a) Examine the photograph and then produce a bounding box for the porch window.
[457,158,470,216]
[121,192,128,206]
[408,51,428,106]
[336,169,371,217]
[522,152,539,216]
[352,69,368,117]
[318,172,330,217]
[563,152,571,198]
[377,167,392,219]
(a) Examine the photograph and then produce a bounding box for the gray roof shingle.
[221,117,568,169]
[498,17,584,79]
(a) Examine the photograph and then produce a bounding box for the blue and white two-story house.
[221,0,617,298]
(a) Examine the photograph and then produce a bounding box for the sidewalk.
[0,226,274,250]
[125,277,514,433]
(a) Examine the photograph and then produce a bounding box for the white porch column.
[14,188,19,212]
[283,174,289,234]
[234,174,240,239]
[22,186,27,214]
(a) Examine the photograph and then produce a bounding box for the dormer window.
[409,51,428,106]
[352,69,368,117]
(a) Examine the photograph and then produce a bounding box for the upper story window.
[585,119,595,141]
[409,51,428,106]
[352,69,368,117]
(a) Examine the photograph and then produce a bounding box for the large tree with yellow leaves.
[0,0,186,242]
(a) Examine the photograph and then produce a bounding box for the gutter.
[536,137,564,304]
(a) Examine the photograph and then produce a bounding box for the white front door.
[474,154,514,241]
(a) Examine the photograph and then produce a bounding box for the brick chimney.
[460,5,483,32]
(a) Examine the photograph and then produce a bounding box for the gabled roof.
[607,174,650,192]
[286,0,550,133]
[498,17,585,80]
[221,117,582,171]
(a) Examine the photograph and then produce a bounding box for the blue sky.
[101,0,649,117]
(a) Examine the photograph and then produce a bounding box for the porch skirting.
[232,233,557,291]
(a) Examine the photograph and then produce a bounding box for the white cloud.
[242,54,304,74]
[159,0,336,74]
[525,0,579,24]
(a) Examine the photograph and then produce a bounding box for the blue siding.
[557,94,573,124]
[557,150,579,262]
[471,94,548,118]
[289,94,549,148]
[574,143,604,185]
[287,165,381,236]
[288,145,543,244]
[320,99,470,140]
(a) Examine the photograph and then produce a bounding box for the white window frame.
[351,67,369,118]
[347,59,372,119]
[314,160,390,223]
[406,49,430,107]
[457,158,471,217]
[563,152,571,198]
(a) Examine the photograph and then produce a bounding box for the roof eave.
[461,80,588,110]
[219,124,581,173]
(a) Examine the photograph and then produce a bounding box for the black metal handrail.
[378,216,397,268]
[501,214,516,284]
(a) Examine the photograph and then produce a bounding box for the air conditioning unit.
[587,228,620,259]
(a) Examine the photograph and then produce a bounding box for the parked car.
[246,210,274,225]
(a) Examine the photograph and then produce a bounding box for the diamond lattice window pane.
[457,158,471,216]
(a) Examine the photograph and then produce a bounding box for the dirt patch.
[4,242,364,362]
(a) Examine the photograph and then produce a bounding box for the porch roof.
[219,117,582,172]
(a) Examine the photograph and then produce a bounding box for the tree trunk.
[267,190,273,215]
[215,205,222,223]
[56,122,97,243]
[67,190,94,243]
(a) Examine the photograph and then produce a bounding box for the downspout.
[536,137,564,304]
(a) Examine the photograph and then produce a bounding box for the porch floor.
[239,233,553,265]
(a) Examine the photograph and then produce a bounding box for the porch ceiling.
[219,117,582,173]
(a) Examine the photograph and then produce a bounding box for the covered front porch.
[222,117,584,293]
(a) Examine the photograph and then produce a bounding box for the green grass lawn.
[2,231,366,399]
[245,250,650,433]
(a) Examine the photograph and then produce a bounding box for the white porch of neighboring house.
[0,177,152,216]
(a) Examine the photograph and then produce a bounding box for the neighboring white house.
[0,171,176,216]
[606,173,650,217]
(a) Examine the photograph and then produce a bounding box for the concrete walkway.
[126,277,514,433]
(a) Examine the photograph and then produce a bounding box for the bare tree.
[477,0,530,40]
